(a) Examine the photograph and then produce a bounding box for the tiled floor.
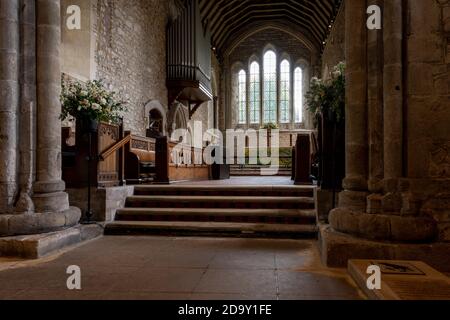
[0,236,365,300]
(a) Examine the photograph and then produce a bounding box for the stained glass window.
[280,60,290,123]
[238,69,247,124]
[263,51,277,123]
[294,67,303,123]
[249,62,260,124]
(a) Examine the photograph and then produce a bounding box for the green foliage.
[261,122,279,130]
[60,77,128,124]
[242,147,293,167]
[305,62,345,127]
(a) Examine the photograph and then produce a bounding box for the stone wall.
[321,2,345,78]
[61,0,95,81]
[228,28,312,66]
[94,0,169,136]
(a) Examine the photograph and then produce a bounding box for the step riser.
[115,214,316,225]
[133,190,313,197]
[125,200,314,210]
[104,227,317,240]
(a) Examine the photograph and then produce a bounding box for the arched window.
[238,69,247,124]
[249,62,260,124]
[280,60,290,123]
[294,67,303,123]
[263,50,277,123]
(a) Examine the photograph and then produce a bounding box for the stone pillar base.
[319,225,450,272]
[0,207,81,237]
[32,192,70,213]
[33,180,70,213]
[329,207,438,242]
[338,190,369,211]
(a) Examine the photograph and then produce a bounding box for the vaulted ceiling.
[198,0,342,54]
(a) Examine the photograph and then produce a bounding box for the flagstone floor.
[0,236,365,300]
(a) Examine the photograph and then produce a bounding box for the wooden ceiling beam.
[210,2,326,40]
[197,0,339,53]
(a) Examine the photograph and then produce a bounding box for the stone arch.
[262,43,278,58]
[144,100,167,136]
[248,54,260,67]
[279,52,291,65]
[168,102,189,139]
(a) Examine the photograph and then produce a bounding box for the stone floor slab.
[0,236,363,300]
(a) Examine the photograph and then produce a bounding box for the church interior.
[0,0,449,301]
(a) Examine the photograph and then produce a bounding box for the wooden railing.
[99,134,131,161]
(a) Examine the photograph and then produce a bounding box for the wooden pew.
[123,133,156,184]
[97,132,210,185]
[154,138,210,183]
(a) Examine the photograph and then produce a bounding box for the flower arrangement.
[60,77,127,125]
[305,62,345,126]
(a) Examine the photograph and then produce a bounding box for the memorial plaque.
[348,260,450,300]
[370,261,426,276]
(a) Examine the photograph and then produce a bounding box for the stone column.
[16,0,36,214]
[366,0,385,213]
[339,0,369,210]
[0,0,20,213]
[33,0,70,213]
[382,0,403,211]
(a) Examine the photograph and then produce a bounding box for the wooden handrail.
[99,134,131,161]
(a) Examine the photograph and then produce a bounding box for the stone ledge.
[0,207,81,237]
[319,224,450,273]
[0,224,103,259]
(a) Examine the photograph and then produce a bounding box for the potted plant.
[305,62,345,192]
[60,78,127,133]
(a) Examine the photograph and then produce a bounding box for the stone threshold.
[0,224,104,259]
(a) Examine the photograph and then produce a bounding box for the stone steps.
[106,183,317,239]
[133,185,313,197]
[104,221,318,239]
[125,195,315,210]
[230,165,292,177]
[230,170,292,177]
[115,208,316,224]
